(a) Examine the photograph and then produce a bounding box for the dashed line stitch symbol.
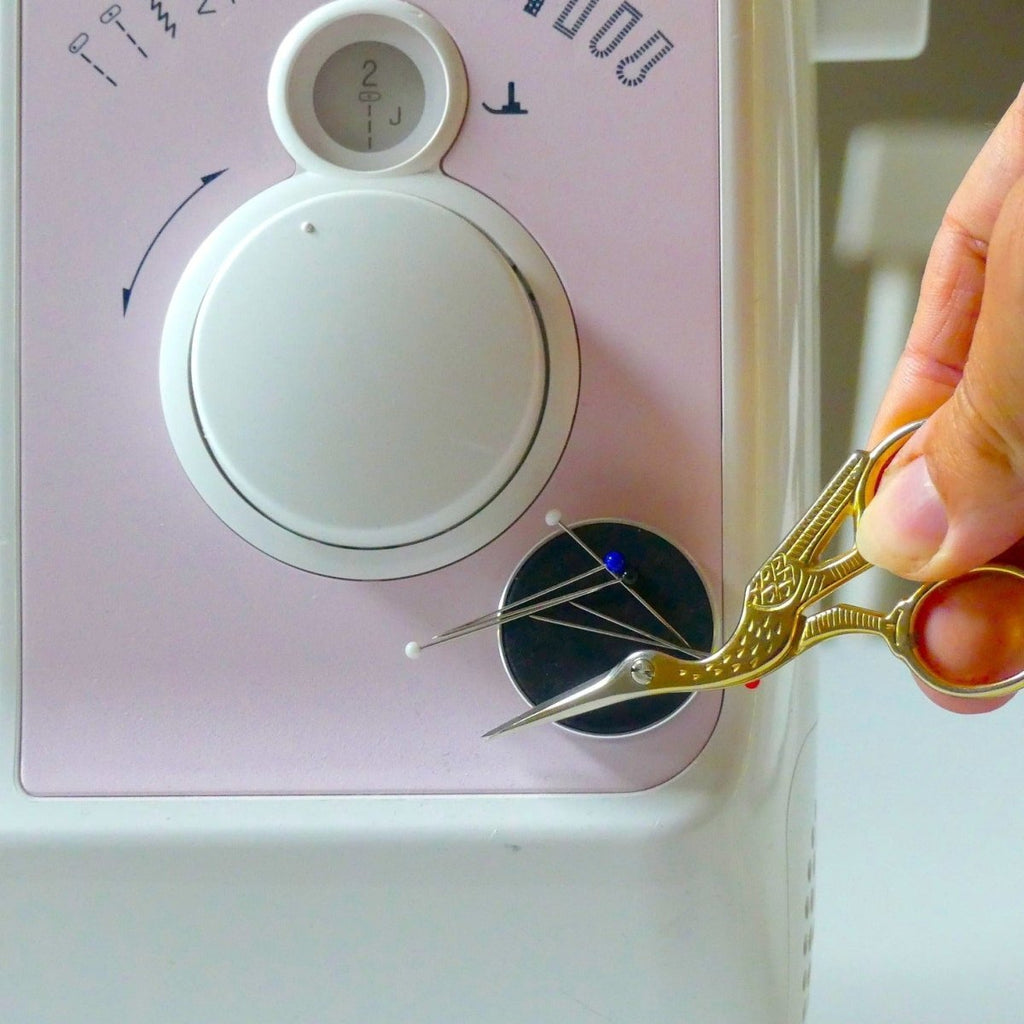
[101,6,149,55]
[114,20,148,57]
[78,51,118,87]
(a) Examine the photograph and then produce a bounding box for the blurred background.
[812,6,1024,1021]
[818,0,1024,468]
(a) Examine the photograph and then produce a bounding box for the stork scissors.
[485,422,1024,737]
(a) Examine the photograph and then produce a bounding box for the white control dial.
[189,190,546,550]
[164,177,577,579]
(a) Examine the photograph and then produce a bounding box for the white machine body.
[1,2,825,1021]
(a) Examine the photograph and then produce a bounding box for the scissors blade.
[483,652,660,737]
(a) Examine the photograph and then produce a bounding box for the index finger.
[869,86,1024,443]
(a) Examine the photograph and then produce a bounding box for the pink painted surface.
[18,0,722,795]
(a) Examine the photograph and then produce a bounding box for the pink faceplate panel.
[18,0,722,795]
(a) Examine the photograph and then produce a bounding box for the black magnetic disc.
[499,521,714,736]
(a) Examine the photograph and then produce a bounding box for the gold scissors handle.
[485,422,1024,736]
[799,563,1024,700]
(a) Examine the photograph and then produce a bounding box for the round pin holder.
[499,519,715,737]
[160,0,579,579]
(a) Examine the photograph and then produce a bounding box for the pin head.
[603,550,626,575]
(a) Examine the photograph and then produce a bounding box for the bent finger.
[858,175,1024,579]
[870,86,1024,444]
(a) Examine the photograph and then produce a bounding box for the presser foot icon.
[483,82,529,115]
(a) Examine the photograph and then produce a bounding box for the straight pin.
[425,561,611,641]
[404,511,696,663]
[406,510,632,658]
[547,512,695,650]
[529,613,704,656]
[564,602,707,658]
[405,576,623,658]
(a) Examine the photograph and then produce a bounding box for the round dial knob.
[162,175,578,579]
[190,190,547,550]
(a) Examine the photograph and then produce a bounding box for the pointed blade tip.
[483,708,556,738]
[482,717,530,739]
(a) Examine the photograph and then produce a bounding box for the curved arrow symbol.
[122,168,227,315]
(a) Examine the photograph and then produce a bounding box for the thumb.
[857,177,1024,581]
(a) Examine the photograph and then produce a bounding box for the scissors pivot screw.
[630,658,656,685]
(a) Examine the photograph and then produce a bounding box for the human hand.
[855,87,1024,712]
